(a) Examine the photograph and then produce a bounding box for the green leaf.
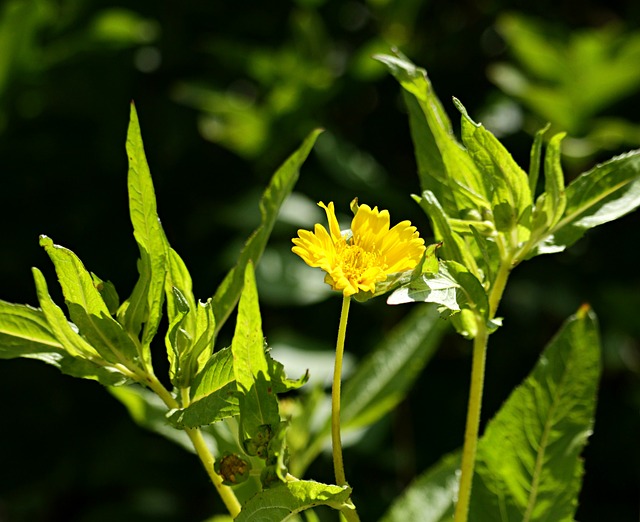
[266,349,309,394]
[455,98,532,240]
[212,129,323,338]
[232,263,279,442]
[388,260,490,338]
[381,306,600,521]
[380,452,459,522]
[470,305,601,520]
[235,480,352,522]
[39,235,140,367]
[119,102,168,361]
[167,347,239,428]
[374,51,489,217]
[542,132,567,229]
[528,124,550,196]
[415,191,481,279]
[0,298,127,385]
[528,149,640,257]
[90,272,120,315]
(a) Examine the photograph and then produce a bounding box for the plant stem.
[488,257,511,318]
[142,373,242,517]
[186,427,242,518]
[453,317,489,522]
[332,295,351,486]
[331,295,362,522]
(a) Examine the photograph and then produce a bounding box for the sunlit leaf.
[39,235,140,367]
[470,305,600,520]
[235,480,352,522]
[212,129,323,338]
[375,51,489,217]
[0,298,127,385]
[167,347,239,428]
[527,149,640,257]
[119,103,168,366]
[232,263,279,442]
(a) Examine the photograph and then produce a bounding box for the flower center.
[337,241,386,279]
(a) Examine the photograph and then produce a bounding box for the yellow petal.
[318,201,342,242]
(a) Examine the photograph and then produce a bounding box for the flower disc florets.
[292,200,426,297]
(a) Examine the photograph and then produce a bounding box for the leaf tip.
[38,235,53,248]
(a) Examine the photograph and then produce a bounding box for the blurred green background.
[1,0,639,520]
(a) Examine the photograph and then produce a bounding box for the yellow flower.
[292,201,426,297]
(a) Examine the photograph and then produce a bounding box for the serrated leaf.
[470,306,601,521]
[232,263,279,440]
[120,102,168,362]
[374,51,490,217]
[235,480,352,522]
[380,307,600,522]
[167,347,239,428]
[528,149,640,257]
[39,235,140,367]
[380,451,459,522]
[455,98,532,240]
[212,129,323,338]
[0,299,127,385]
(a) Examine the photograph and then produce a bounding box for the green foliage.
[378,51,640,333]
[490,13,640,158]
[236,480,352,521]
[1,46,639,521]
[383,306,601,521]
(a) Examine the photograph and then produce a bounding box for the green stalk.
[332,295,351,486]
[453,317,489,522]
[142,373,242,517]
[186,427,242,518]
[331,295,361,522]
[454,252,512,522]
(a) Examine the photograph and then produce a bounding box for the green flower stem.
[332,295,362,522]
[454,317,489,522]
[332,295,351,486]
[142,372,242,518]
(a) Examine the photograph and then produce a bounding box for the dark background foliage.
[1,1,638,520]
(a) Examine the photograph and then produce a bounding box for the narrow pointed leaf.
[235,480,352,522]
[121,103,168,358]
[529,149,640,256]
[456,98,532,238]
[528,124,549,196]
[212,129,323,337]
[375,51,489,216]
[542,132,567,229]
[40,236,140,367]
[470,305,601,521]
[0,299,127,385]
[232,263,279,440]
